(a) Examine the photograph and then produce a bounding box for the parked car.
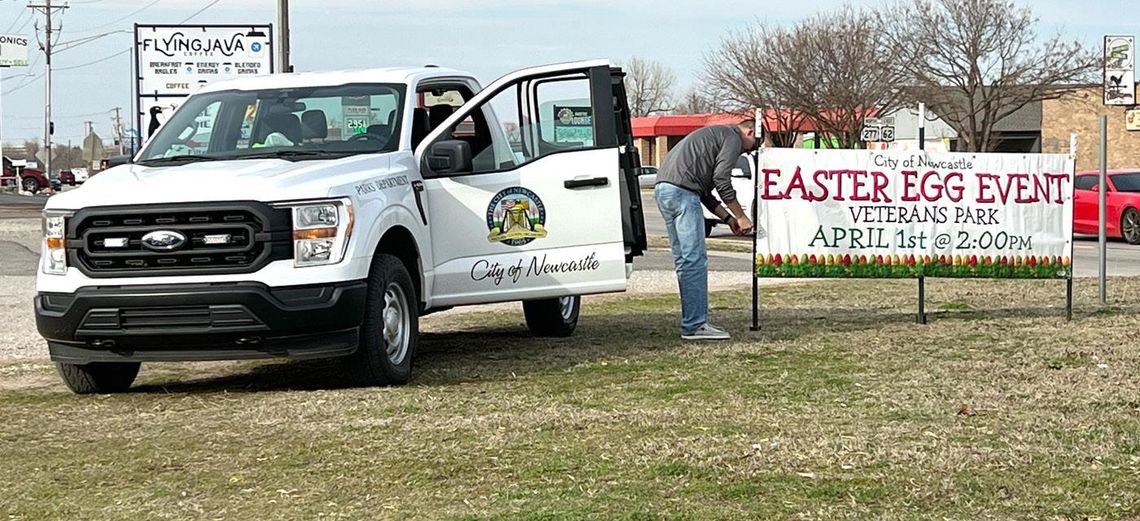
[72,167,90,183]
[637,165,658,188]
[58,170,76,186]
[1074,169,1140,244]
[1,156,51,193]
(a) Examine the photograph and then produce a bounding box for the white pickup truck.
[35,60,647,393]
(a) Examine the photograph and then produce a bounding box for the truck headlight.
[42,212,69,275]
[285,199,353,267]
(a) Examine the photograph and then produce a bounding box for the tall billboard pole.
[277,0,290,73]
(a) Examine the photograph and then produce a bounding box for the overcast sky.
[0,0,1134,144]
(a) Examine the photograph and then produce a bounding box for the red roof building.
[631,112,818,166]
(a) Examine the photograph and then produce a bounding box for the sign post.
[1099,115,1108,306]
[751,107,762,332]
[134,24,274,144]
[917,103,927,324]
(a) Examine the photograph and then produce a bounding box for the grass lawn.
[2,278,1140,520]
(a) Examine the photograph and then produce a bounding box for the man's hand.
[731,216,754,236]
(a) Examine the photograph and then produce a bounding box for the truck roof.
[194,66,475,94]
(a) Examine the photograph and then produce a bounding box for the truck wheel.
[22,177,39,193]
[523,295,580,337]
[347,254,418,386]
[56,362,140,394]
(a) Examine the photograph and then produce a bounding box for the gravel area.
[0,275,42,358]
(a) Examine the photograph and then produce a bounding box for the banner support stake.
[917,103,928,325]
[750,108,762,332]
[1066,276,1073,321]
[918,276,927,324]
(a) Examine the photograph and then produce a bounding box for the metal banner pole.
[1068,131,1077,322]
[917,102,927,324]
[750,108,761,332]
[1067,277,1073,321]
[1099,115,1107,306]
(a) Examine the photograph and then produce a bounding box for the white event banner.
[753,148,1074,279]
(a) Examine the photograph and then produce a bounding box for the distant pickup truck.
[35,60,648,394]
[2,156,51,193]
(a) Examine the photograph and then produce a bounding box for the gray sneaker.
[682,323,731,340]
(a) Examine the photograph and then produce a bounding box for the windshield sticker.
[486,187,547,246]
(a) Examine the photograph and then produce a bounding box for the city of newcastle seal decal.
[486,187,547,246]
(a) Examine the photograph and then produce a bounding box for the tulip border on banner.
[752,148,1075,280]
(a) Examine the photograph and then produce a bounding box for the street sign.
[0,34,30,67]
[1104,35,1135,106]
[861,116,895,143]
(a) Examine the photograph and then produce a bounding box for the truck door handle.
[564,177,609,189]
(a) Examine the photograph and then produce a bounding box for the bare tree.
[619,57,676,117]
[881,0,1098,152]
[22,140,40,163]
[704,25,808,147]
[705,9,906,148]
[674,86,723,115]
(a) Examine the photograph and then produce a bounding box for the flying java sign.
[135,25,273,97]
[753,148,1074,279]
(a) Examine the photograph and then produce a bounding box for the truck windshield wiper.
[239,149,349,161]
[138,154,221,166]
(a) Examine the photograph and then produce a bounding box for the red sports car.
[1073,169,1140,244]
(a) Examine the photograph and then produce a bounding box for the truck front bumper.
[35,281,367,363]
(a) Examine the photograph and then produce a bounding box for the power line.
[180,0,223,23]
[1,45,128,96]
[6,109,112,120]
[55,29,129,53]
[56,47,129,70]
[66,0,163,35]
[4,10,29,33]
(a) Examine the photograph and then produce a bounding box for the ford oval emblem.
[141,230,187,251]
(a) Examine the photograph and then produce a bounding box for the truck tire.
[22,177,39,193]
[56,362,140,394]
[346,254,418,386]
[523,295,580,337]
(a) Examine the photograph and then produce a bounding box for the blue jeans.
[654,182,709,334]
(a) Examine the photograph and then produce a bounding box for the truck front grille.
[68,202,293,278]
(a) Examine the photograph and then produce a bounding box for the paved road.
[0,192,49,219]
[639,190,1140,277]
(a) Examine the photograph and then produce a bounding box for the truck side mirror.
[106,155,134,168]
[427,140,472,175]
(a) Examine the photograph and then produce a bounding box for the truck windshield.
[138,83,406,164]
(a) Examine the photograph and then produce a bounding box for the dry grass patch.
[2,278,1139,520]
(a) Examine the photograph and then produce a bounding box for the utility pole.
[29,0,68,183]
[276,0,290,73]
[111,107,124,156]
